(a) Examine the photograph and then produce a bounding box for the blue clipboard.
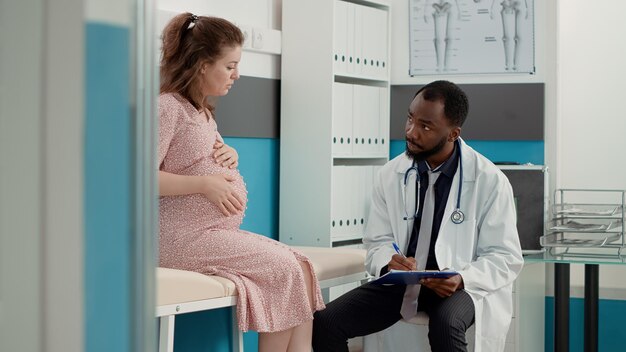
[373,269,459,285]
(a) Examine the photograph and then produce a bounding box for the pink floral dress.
[158,93,325,332]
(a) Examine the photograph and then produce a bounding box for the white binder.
[348,166,359,238]
[333,0,348,74]
[360,166,370,237]
[353,3,364,76]
[351,85,364,156]
[332,82,353,156]
[346,2,356,75]
[351,84,375,156]
[378,87,390,156]
[330,165,339,238]
[374,8,388,79]
[331,166,346,240]
[359,6,372,77]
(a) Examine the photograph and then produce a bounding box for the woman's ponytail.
[161,12,194,70]
[160,12,244,109]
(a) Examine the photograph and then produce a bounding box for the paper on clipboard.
[372,269,459,285]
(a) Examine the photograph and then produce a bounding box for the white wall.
[157,0,283,79]
[556,0,626,190]
[86,0,131,25]
[158,0,280,29]
[553,0,626,298]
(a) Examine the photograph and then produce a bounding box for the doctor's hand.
[201,174,244,216]
[213,140,239,169]
[420,274,464,298]
[388,254,417,271]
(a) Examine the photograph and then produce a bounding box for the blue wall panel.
[545,297,626,352]
[174,309,234,351]
[175,137,278,352]
[85,22,131,352]
[464,140,544,165]
[225,137,280,240]
[390,139,544,165]
[390,140,405,160]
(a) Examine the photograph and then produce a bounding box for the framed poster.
[409,0,535,75]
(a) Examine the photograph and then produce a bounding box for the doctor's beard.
[405,135,447,162]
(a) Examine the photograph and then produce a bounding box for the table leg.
[584,264,599,352]
[555,263,570,352]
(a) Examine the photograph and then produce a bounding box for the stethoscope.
[401,141,465,225]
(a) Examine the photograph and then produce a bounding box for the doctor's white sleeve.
[363,168,397,277]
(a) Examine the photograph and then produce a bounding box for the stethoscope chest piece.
[451,209,464,224]
[403,139,466,225]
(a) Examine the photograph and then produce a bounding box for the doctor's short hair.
[414,80,469,127]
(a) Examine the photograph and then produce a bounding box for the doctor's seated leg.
[419,287,475,352]
[312,282,405,352]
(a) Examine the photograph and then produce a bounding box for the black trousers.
[312,282,475,352]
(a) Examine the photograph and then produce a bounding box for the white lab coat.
[364,139,523,352]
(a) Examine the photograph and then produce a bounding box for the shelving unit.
[279,0,391,248]
[540,189,625,257]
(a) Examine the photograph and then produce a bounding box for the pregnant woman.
[158,13,325,352]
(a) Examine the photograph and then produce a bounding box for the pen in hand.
[391,242,416,271]
[392,242,406,258]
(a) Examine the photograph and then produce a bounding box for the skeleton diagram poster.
[409,0,535,75]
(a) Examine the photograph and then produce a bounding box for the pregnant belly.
[159,170,248,234]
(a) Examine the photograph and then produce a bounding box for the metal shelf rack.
[540,189,625,258]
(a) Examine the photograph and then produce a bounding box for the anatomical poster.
[409,0,535,75]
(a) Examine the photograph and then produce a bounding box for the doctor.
[312,80,523,352]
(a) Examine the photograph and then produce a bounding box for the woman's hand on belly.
[212,140,238,169]
[201,174,245,216]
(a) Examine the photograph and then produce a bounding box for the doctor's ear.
[448,127,461,142]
